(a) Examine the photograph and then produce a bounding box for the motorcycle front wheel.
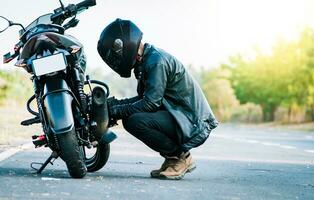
[84,143,110,172]
[57,129,87,178]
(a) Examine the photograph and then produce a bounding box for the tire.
[84,143,110,172]
[57,129,87,178]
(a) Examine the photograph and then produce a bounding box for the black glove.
[107,96,142,124]
[106,98,116,127]
[107,96,141,107]
[107,97,119,127]
[108,115,118,127]
[108,104,128,121]
[107,96,119,107]
[107,96,133,127]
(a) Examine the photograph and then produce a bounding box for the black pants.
[122,110,183,157]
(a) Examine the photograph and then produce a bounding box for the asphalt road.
[0,124,313,200]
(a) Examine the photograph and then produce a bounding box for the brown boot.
[150,157,172,178]
[158,152,196,180]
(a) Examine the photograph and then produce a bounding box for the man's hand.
[108,115,118,127]
[108,104,124,121]
[107,96,119,127]
[106,96,140,126]
[107,96,119,108]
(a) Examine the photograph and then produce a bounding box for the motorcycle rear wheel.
[84,143,110,172]
[57,129,87,178]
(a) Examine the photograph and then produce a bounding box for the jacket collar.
[142,43,152,59]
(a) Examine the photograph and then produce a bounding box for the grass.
[0,103,42,146]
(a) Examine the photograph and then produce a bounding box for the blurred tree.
[229,51,292,121]
[201,66,239,122]
[229,28,314,122]
[0,70,33,106]
[299,28,314,120]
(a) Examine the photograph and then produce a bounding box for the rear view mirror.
[0,16,10,33]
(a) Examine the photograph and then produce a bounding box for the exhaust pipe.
[90,86,109,141]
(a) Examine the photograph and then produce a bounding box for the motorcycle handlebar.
[76,0,96,11]
[51,0,96,25]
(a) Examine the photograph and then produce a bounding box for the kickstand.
[31,151,59,174]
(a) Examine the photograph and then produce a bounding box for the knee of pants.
[122,113,148,134]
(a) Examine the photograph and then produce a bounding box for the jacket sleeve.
[110,62,167,119]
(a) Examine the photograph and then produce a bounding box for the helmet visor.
[105,38,123,71]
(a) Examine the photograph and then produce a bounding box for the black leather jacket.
[111,43,218,150]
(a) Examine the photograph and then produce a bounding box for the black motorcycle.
[0,0,116,178]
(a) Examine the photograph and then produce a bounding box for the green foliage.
[228,28,314,122]
[201,67,239,122]
[201,66,264,123]
[230,103,263,123]
[0,69,33,105]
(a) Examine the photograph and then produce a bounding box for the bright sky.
[0,0,313,73]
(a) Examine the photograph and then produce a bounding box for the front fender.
[43,78,74,134]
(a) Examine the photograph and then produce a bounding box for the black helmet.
[97,19,143,78]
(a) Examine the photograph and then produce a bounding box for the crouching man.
[97,19,218,180]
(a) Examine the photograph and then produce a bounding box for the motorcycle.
[0,0,116,178]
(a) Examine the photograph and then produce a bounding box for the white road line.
[246,140,259,144]
[304,150,314,154]
[110,150,314,165]
[41,177,61,181]
[261,142,281,147]
[0,143,33,162]
[280,145,297,149]
[215,135,300,151]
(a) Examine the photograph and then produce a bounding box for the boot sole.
[157,163,196,180]
[150,170,162,178]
